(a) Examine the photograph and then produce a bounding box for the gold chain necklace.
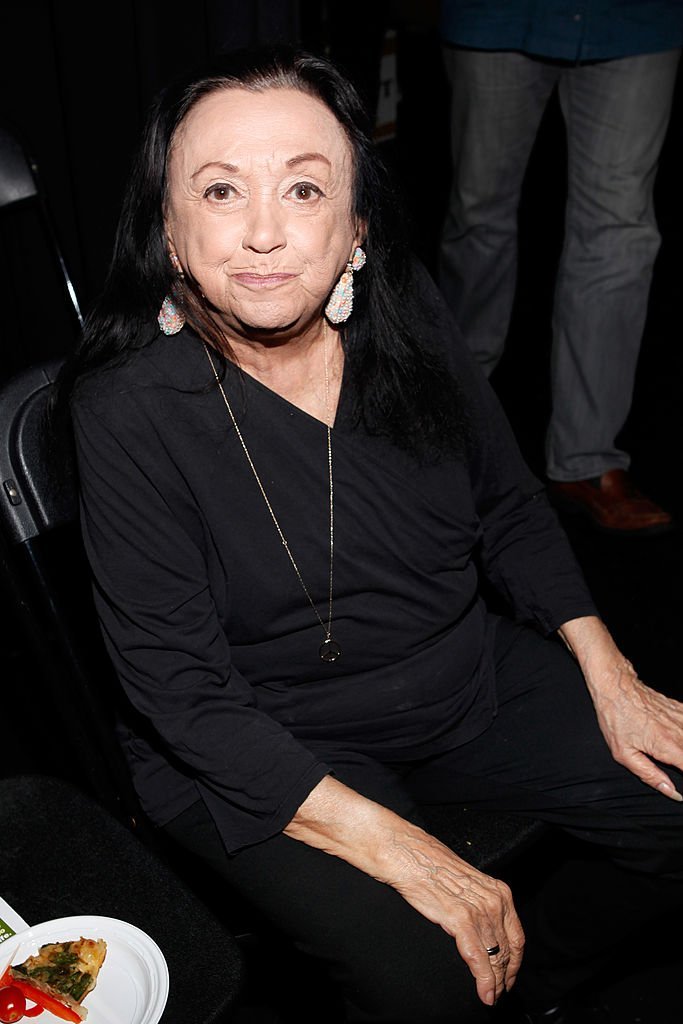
[202,323,342,663]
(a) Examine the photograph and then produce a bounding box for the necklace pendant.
[319,636,342,662]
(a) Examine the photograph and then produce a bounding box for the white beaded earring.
[325,246,366,324]
[158,251,186,335]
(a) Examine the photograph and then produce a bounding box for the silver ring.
[485,944,501,957]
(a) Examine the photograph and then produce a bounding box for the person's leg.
[163,754,490,1024]
[545,49,682,482]
[438,48,559,375]
[407,617,683,1009]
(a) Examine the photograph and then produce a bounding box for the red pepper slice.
[7,981,80,1023]
[0,970,11,989]
[23,1003,44,1017]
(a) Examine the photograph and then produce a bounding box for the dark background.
[0,2,681,1021]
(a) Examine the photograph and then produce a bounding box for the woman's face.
[165,86,363,337]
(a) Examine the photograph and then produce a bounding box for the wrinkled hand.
[286,775,524,1007]
[590,657,683,800]
[560,615,683,801]
[380,829,525,1006]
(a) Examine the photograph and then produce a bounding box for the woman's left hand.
[559,616,683,801]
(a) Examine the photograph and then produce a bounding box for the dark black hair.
[54,44,468,458]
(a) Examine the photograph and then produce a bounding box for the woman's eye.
[205,183,235,201]
[290,182,322,201]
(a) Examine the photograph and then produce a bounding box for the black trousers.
[164,618,683,1023]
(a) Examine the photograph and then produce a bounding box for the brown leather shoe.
[547,469,674,536]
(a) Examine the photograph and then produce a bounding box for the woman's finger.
[448,899,524,1005]
[455,934,520,1005]
[499,908,526,990]
[613,748,683,801]
[454,928,506,1005]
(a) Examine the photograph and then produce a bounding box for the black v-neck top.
[71,272,596,852]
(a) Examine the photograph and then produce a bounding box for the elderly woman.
[61,45,683,1024]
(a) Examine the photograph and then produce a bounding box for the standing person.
[438,1,682,536]
[55,44,683,1024]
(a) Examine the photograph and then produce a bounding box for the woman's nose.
[242,194,286,253]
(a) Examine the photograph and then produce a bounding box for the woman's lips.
[233,273,296,289]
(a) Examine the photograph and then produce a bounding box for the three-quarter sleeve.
[413,264,599,633]
[71,384,329,853]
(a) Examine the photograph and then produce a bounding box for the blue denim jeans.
[438,47,681,480]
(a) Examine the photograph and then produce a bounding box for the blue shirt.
[439,0,683,62]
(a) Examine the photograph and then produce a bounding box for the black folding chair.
[0,358,141,825]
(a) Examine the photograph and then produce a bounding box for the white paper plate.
[0,915,169,1024]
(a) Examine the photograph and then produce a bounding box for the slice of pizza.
[9,937,107,1020]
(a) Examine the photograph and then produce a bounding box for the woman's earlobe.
[169,251,184,276]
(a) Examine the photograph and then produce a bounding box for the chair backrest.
[0,359,145,827]
[0,358,75,544]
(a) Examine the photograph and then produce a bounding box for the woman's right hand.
[284,775,524,1006]
[376,822,524,1006]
